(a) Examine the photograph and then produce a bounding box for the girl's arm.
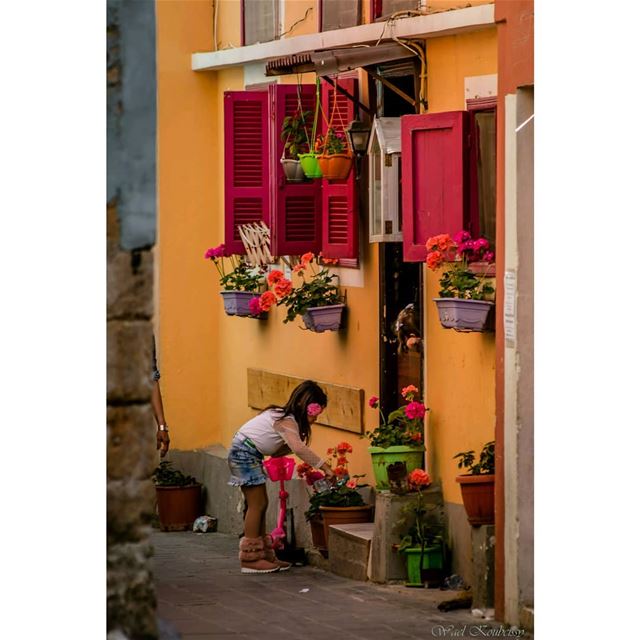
[274,418,326,469]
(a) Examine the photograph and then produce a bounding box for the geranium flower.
[327,447,334,455]
[404,401,426,420]
[258,291,277,312]
[458,240,475,254]
[473,238,490,252]
[346,479,357,489]
[293,264,306,275]
[426,250,444,271]
[368,396,379,409]
[267,269,284,286]
[453,230,471,245]
[333,466,348,477]
[296,462,313,478]
[482,251,495,263]
[408,468,431,488]
[410,433,423,443]
[204,244,226,260]
[301,252,314,265]
[401,385,419,399]
[336,456,348,466]
[335,441,353,454]
[306,470,325,486]
[307,403,323,417]
[319,252,340,265]
[248,297,262,316]
[274,278,293,299]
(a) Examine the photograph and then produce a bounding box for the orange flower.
[333,466,348,477]
[336,456,348,466]
[401,385,419,399]
[426,250,444,271]
[267,269,284,286]
[274,278,293,300]
[346,479,357,489]
[319,252,340,265]
[335,441,353,454]
[327,447,334,455]
[301,252,314,265]
[293,264,306,275]
[408,468,431,489]
[258,291,277,311]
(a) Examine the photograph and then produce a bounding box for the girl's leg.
[241,484,268,538]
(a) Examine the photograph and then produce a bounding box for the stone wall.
[107,1,158,637]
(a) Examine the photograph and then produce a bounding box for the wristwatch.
[158,424,169,432]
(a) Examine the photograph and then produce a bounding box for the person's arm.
[152,380,170,457]
[274,418,334,479]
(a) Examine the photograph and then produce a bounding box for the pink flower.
[368,396,379,409]
[248,297,262,316]
[204,244,226,260]
[259,291,277,312]
[453,230,471,245]
[473,238,490,252]
[483,251,495,263]
[404,401,426,420]
[307,403,323,417]
[346,479,357,489]
[458,240,475,254]
[267,270,284,286]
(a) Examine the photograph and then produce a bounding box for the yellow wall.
[156,1,497,492]
[424,28,497,504]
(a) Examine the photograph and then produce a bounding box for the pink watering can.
[263,456,296,550]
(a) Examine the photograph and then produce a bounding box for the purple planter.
[433,298,494,332]
[301,304,345,332]
[220,291,262,318]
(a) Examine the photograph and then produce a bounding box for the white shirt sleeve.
[273,417,325,468]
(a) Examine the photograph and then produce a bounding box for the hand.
[156,429,170,458]
[322,465,335,482]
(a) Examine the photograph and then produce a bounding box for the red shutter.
[400,111,469,262]
[269,84,322,256]
[321,78,359,259]
[224,91,270,255]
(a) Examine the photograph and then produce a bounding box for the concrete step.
[327,522,374,581]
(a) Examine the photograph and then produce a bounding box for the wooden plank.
[247,368,363,434]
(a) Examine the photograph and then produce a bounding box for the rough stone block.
[328,523,373,581]
[370,487,444,583]
[107,404,157,481]
[107,321,153,402]
[107,541,157,639]
[471,524,495,608]
[107,479,156,544]
[107,248,154,319]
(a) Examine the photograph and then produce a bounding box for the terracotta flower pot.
[317,153,353,181]
[319,505,373,546]
[155,484,202,531]
[455,474,495,526]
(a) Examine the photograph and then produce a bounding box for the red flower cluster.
[259,291,277,311]
[408,468,431,489]
[296,462,325,486]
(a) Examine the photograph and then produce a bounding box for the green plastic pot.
[368,445,425,490]
[298,152,323,178]
[403,545,444,587]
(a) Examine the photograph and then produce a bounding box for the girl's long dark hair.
[267,380,327,444]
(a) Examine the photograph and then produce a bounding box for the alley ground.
[152,531,532,640]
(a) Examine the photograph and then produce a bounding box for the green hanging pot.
[298,152,323,178]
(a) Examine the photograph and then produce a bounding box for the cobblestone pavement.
[152,531,531,640]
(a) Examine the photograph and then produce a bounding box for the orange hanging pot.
[317,153,353,181]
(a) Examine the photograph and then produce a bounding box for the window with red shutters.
[400,110,469,262]
[224,91,270,254]
[269,84,322,256]
[321,77,359,259]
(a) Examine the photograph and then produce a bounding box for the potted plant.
[280,109,311,182]
[316,126,353,181]
[393,469,445,587]
[365,385,427,490]
[266,253,345,332]
[153,461,202,532]
[300,442,371,557]
[454,440,495,526]
[425,231,496,332]
[204,244,268,318]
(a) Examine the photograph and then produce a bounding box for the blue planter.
[301,304,345,332]
[219,291,262,317]
[433,298,494,332]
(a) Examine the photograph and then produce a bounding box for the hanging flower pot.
[433,298,494,332]
[280,158,307,182]
[317,153,353,181]
[302,303,345,333]
[298,152,323,178]
[219,291,264,318]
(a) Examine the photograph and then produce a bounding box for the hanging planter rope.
[298,77,323,179]
[316,77,354,181]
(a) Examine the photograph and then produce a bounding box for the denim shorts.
[227,434,267,487]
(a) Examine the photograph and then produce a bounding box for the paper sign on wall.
[504,269,516,347]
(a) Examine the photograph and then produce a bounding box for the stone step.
[327,522,375,582]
